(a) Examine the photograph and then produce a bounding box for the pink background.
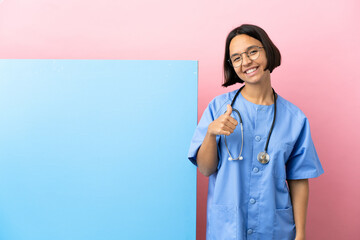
[1,0,359,239]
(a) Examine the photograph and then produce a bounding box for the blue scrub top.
[188,89,324,240]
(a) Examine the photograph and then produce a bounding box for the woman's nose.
[241,54,252,66]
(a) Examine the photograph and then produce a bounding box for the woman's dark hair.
[223,24,281,87]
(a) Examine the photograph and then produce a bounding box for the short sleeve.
[286,118,324,180]
[188,100,221,167]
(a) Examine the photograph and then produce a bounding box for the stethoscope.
[224,85,277,164]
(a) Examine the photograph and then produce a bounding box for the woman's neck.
[241,80,274,105]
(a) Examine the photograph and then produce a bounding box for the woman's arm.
[196,132,219,176]
[196,104,238,177]
[287,178,309,240]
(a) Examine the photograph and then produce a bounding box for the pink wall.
[1,0,359,239]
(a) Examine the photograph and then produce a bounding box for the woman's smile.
[243,66,259,76]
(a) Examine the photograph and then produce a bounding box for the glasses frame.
[228,46,264,68]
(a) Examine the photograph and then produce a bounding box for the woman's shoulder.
[277,95,308,124]
[207,89,238,114]
[211,89,240,104]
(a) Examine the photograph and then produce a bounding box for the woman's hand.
[207,104,238,136]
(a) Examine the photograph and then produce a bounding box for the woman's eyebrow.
[230,45,258,58]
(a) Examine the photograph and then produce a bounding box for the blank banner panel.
[0,60,197,240]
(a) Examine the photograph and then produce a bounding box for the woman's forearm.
[196,132,219,177]
[287,179,309,240]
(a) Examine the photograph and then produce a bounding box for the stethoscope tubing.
[225,85,277,164]
[224,109,244,161]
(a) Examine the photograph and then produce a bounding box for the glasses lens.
[247,47,260,61]
[230,56,242,68]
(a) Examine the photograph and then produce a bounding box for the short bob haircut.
[223,24,281,87]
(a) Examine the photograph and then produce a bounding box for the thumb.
[225,104,232,116]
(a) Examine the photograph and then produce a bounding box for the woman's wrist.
[206,129,217,138]
[295,231,306,240]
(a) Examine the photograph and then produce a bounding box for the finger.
[219,130,231,136]
[227,116,238,126]
[224,120,237,130]
[217,123,234,134]
[225,104,232,116]
[221,124,235,134]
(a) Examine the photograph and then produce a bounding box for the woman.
[188,24,324,240]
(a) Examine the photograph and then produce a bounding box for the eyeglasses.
[228,46,264,68]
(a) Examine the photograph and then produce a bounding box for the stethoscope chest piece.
[257,151,270,164]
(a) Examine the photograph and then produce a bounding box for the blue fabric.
[188,89,324,240]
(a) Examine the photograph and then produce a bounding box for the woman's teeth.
[246,67,257,74]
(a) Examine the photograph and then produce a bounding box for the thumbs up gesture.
[208,104,238,136]
[225,104,232,117]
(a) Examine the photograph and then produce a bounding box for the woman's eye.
[233,57,241,62]
[249,50,258,55]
